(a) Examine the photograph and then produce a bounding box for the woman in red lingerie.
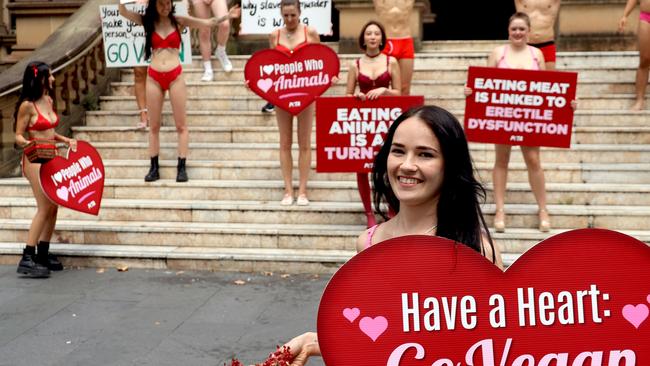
[619,0,650,110]
[345,21,401,227]
[270,0,321,206]
[119,0,239,182]
[14,61,77,277]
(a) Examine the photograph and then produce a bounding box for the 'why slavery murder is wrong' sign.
[318,229,650,365]
[240,0,332,35]
[315,96,424,173]
[464,66,577,148]
[100,3,192,67]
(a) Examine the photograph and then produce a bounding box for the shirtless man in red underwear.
[515,0,560,71]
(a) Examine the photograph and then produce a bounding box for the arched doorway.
[424,1,515,40]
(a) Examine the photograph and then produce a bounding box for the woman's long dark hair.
[13,61,55,132]
[142,0,180,60]
[372,105,495,261]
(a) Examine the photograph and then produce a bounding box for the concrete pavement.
[0,265,328,366]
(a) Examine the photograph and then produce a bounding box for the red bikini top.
[275,27,308,54]
[27,100,59,132]
[152,29,181,50]
[356,56,391,94]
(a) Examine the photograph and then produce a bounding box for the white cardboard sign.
[240,0,332,35]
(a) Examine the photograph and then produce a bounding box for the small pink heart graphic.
[342,308,360,323]
[622,304,649,329]
[358,316,388,342]
[257,78,273,93]
[56,186,69,202]
[647,294,650,304]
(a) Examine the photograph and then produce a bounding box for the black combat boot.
[37,241,63,271]
[176,157,188,182]
[144,156,160,182]
[17,246,50,278]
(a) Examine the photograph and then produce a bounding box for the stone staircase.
[1,41,649,272]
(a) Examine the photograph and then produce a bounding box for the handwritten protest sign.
[244,44,339,115]
[40,141,105,215]
[100,3,192,67]
[464,66,577,148]
[318,229,650,365]
[315,96,424,173]
[240,0,332,35]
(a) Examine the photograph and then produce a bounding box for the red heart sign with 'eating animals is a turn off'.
[317,229,650,365]
[39,140,104,215]
[244,44,340,115]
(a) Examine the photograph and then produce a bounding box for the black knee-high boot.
[145,156,160,182]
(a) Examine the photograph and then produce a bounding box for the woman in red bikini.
[619,0,650,110]
[119,0,240,182]
[279,106,503,365]
[14,62,77,278]
[270,0,321,206]
[345,21,401,227]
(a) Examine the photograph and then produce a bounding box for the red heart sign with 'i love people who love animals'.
[244,43,340,115]
[317,229,650,365]
[39,140,105,215]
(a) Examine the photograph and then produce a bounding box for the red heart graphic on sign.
[244,44,340,115]
[317,229,650,365]
[39,140,105,215]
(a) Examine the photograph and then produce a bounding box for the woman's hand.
[365,87,387,100]
[228,5,241,19]
[464,85,473,97]
[285,332,320,366]
[244,79,251,90]
[68,138,77,152]
[354,92,367,101]
[618,16,628,33]
[331,75,340,85]
[571,98,578,111]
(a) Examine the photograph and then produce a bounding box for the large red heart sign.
[244,44,340,115]
[39,141,105,215]
[317,229,650,365]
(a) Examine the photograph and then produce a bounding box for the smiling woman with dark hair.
[277,105,503,366]
[14,61,76,277]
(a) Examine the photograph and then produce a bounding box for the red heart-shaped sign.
[39,140,105,215]
[318,229,650,365]
[244,44,340,115]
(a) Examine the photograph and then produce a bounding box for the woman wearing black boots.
[14,61,71,277]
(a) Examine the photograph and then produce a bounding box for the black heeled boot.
[145,156,160,182]
[37,241,63,271]
[176,157,188,182]
[17,246,50,278]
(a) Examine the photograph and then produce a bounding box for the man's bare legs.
[632,20,650,110]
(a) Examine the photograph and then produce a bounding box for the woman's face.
[363,24,383,52]
[281,5,301,31]
[387,116,445,208]
[47,71,54,90]
[508,18,529,46]
[156,0,172,17]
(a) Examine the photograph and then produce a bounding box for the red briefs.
[382,37,415,60]
[529,41,556,63]
[148,65,183,91]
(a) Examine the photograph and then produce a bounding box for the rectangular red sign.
[315,96,425,173]
[464,66,577,148]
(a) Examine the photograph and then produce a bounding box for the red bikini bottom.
[148,65,183,91]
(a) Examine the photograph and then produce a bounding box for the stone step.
[97,94,650,113]
[96,159,650,184]
[108,80,640,97]
[85,141,650,164]
[0,242,354,273]
[420,40,517,52]
[188,52,640,69]
[3,178,648,205]
[71,125,650,145]
[2,219,646,256]
[1,198,648,229]
[120,66,640,83]
[84,109,650,127]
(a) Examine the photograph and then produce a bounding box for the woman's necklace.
[286,26,298,40]
[423,224,438,235]
[364,52,381,63]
